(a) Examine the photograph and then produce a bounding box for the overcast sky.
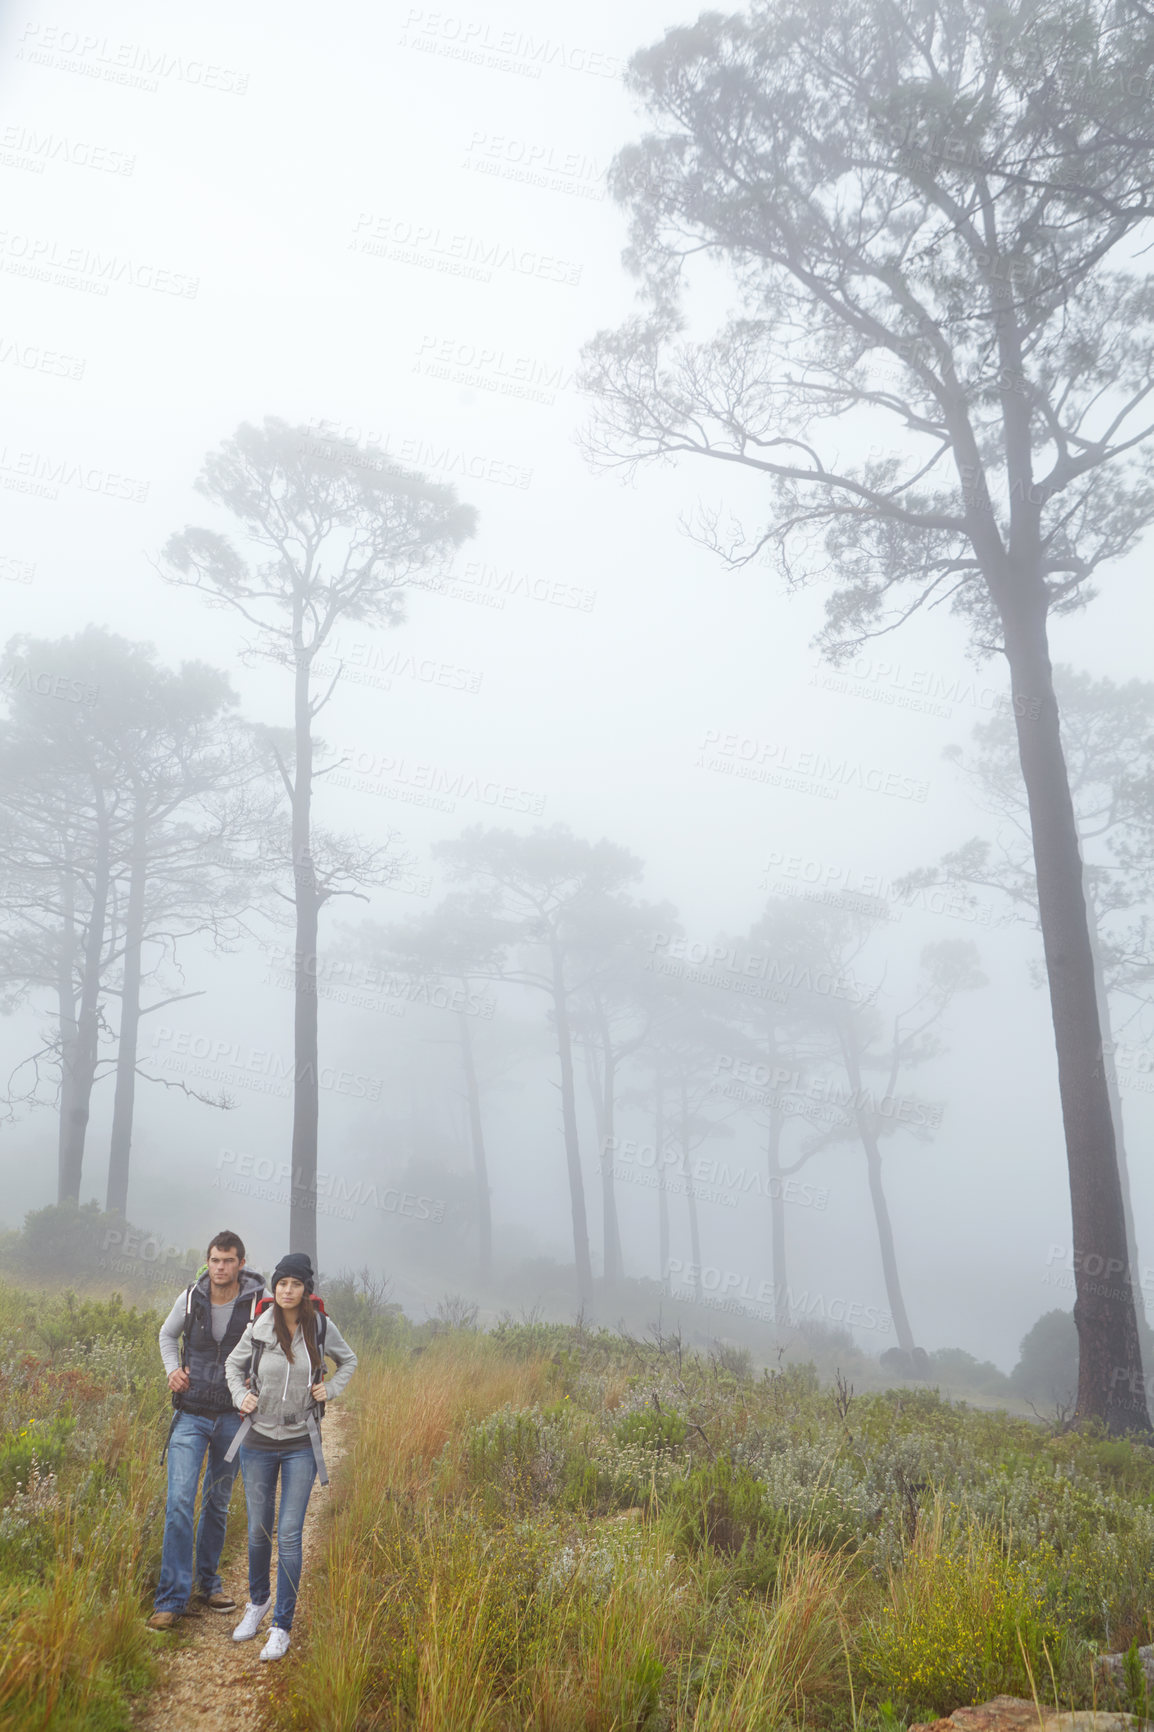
[2,0,1151,1369]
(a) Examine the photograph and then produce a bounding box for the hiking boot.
[199,1590,237,1612]
[260,1626,291,1662]
[232,1597,272,1642]
[147,1611,181,1632]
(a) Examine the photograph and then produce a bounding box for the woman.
[224,1251,357,1661]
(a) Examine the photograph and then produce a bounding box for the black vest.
[181,1271,265,1413]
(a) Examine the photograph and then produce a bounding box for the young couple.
[148,1231,357,1662]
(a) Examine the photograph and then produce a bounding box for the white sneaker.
[232,1597,272,1642]
[260,1626,291,1662]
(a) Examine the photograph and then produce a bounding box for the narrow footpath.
[132,1407,348,1732]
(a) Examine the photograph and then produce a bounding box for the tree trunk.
[839,1027,916,1353]
[289,648,320,1266]
[59,802,112,1203]
[655,1076,670,1284]
[1000,587,1149,1431]
[767,1104,789,1339]
[680,1077,703,1300]
[56,859,80,1203]
[1087,929,1140,1306]
[595,1004,624,1287]
[106,804,147,1218]
[550,938,593,1305]
[458,1004,492,1282]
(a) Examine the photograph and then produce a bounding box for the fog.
[2,0,1152,1381]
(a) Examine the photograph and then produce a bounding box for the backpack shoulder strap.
[178,1283,195,1369]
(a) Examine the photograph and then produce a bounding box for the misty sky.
[1,0,1151,1370]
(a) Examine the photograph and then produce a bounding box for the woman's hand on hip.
[238,1392,259,1414]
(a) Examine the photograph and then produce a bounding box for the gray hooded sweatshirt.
[224,1307,357,1444]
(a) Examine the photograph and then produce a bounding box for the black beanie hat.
[271,1252,314,1293]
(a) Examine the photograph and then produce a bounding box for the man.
[148,1230,267,1631]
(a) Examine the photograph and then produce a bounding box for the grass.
[0,1283,172,1730]
[4,1284,1154,1731]
[263,1323,1154,1731]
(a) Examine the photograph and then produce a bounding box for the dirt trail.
[132,1406,348,1732]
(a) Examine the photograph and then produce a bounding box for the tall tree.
[434,824,645,1306]
[571,896,674,1286]
[161,419,475,1262]
[585,0,1154,1428]
[901,667,1154,1307]
[629,981,742,1297]
[0,630,264,1204]
[103,666,274,1218]
[711,909,847,1326]
[804,933,985,1352]
[355,894,510,1282]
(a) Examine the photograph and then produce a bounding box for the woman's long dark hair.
[271,1292,321,1372]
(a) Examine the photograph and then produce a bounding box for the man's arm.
[159,1295,190,1391]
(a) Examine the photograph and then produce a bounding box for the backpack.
[222,1293,333,1484]
[161,1265,265,1461]
[245,1293,330,1405]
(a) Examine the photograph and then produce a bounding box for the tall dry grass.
[270,1335,854,1732]
[0,1283,170,1730]
[686,1547,853,1731]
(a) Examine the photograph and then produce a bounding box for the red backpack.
[247,1293,329,1396]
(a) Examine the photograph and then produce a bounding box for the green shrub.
[858,1508,1064,1716]
[0,1200,196,1295]
[0,1415,75,1502]
[665,1456,790,1592]
[614,1407,688,1453]
[1011,1310,1078,1409]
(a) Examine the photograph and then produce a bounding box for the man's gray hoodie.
[224,1307,357,1443]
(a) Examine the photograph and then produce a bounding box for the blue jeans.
[154,1408,245,1612]
[239,1443,318,1631]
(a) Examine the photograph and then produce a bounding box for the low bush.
[857,1502,1071,1716]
